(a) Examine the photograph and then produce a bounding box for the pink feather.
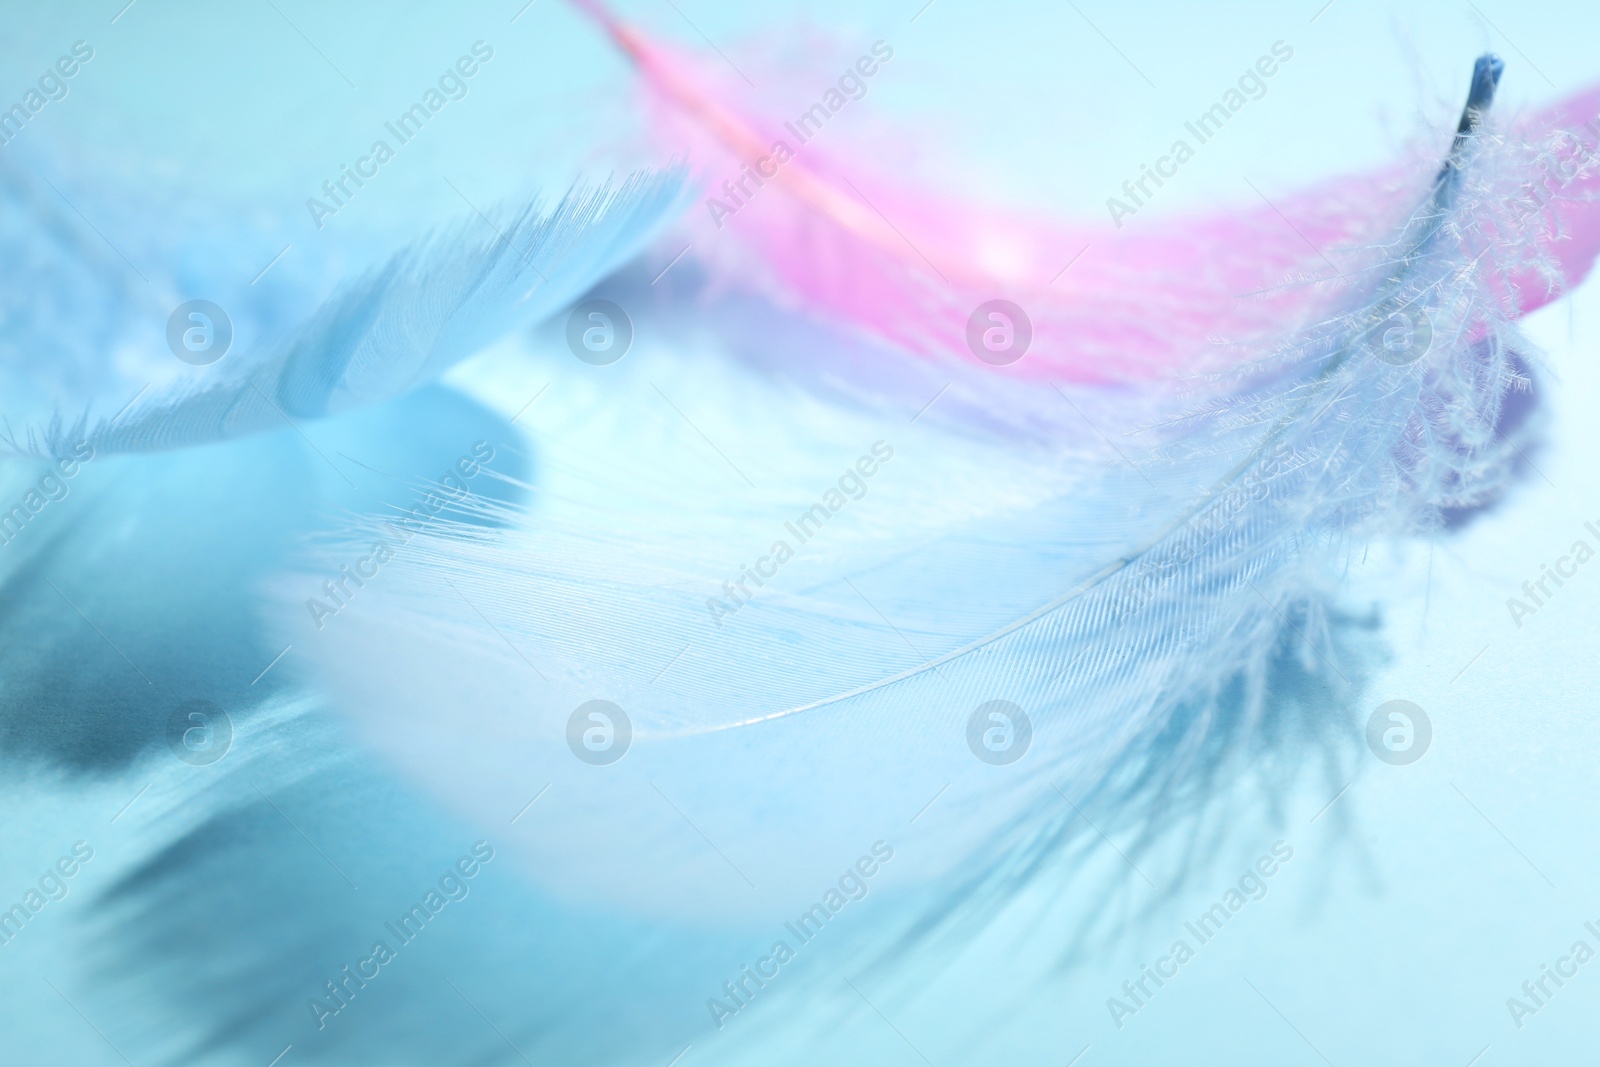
[574,0,1600,381]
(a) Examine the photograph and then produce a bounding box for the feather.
[572,0,1600,384]
[246,55,1586,1063]
[4,13,1600,1066]
[2,171,688,459]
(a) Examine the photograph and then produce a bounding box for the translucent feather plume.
[574,1,1600,384]
[0,170,687,459]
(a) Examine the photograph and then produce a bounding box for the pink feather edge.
[573,0,1600,382]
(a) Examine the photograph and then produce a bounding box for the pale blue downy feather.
[1,169,689,459]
